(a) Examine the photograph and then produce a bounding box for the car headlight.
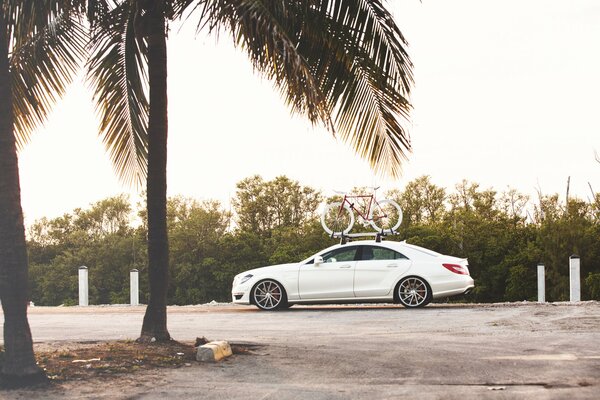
[239,274,253,284]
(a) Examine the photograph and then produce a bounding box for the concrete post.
[130,269,139,306]
[537,263,545,303]
[569,255,581,302]
[78,266,88,306]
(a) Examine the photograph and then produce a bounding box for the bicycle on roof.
[320,187,402,236]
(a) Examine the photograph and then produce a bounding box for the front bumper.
[231,283,252,305]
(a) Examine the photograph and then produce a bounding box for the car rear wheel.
[397,276,431,308]
[252,280,287,311]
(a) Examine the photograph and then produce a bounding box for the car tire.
[396,276,431,308]
[252,279,288,311]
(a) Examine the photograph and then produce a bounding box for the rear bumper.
[432,276,474,299]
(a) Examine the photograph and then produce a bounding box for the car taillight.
[442,263,469,275]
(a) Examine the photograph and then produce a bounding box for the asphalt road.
[3,302,600,399]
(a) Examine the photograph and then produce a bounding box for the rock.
[195,336,210,347]
[196,341,232,362]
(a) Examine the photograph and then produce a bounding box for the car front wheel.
[252,280,287,311]
[397,276,431,308]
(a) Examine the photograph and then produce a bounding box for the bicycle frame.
[339,193,384,222]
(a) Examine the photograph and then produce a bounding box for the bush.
[585,273,600,300]
[505,265,536,301]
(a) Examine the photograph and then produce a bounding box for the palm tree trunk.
[0,14,45,385]
[138,0,170,342]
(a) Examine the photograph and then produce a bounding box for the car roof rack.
[330,231,396,245]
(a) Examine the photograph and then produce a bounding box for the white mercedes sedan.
[232,240,474,310]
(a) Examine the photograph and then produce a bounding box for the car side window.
[360,246,408,261]
[321,247,358,263]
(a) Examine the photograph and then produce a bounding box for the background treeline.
[27,175,600,306]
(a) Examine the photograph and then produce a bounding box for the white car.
[232,240,474,310]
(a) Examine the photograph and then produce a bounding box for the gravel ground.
[2,301,600,399]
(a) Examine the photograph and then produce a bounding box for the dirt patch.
[37,340,197,381]
[2,339,253,387]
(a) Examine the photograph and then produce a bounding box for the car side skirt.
[289,296,393,305]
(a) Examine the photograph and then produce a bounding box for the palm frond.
[195,0,332,128]
[4,1,87,44]
[195,0,413,177]
[306,0,413,177]
[87,2,149,187]
[167,0,195,20]
[291,0,413,177]
[9,12,88,148]
[86,0,115,27]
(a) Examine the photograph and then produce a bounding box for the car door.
[354,245,412,297]
[298,246,358,299]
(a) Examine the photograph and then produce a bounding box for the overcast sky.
[17,0,600,224]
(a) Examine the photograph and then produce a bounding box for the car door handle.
[386,264,398,268]
[339,265,352,269]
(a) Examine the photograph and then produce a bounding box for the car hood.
[243,263,300,276]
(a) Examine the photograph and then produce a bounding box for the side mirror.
[314,256,324,265]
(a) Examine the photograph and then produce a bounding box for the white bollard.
[130,269,139,306]
[569,255,581,302]
[78,266,88,306]
[537,263,545,303]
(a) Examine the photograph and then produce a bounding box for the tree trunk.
[138,0,171,342]
[0,14,45,385]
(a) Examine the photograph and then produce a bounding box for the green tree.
[585,273,600,300]
[533,195,600,301]
[396,176,446,226]
[441,182,532,302]
[167,197,230,304]
[499,188,529,222]
[505,264,536,302]
[233,175,329,266]
[233,175,321,236]
[24,177,600,307]
[27,196,139,306]
[388,179,538,303]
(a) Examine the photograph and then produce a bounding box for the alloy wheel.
[398,277,430,308]
[253,280,285,311]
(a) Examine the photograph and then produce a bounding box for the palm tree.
[87,0,413,342]
[0,1,87,384]
[87,0,172,342]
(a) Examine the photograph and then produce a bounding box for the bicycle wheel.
[369,199,402,233]
[321,202,354,235]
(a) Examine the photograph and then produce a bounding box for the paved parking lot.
[3,301,600,399]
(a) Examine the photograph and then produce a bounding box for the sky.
[17,0,600,225]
